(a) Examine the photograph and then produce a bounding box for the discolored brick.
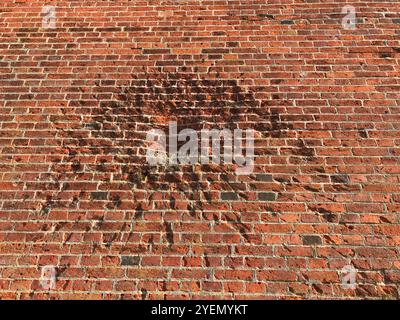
[330,174,350,184]
[281,19,294,25]
[258,192,277,201]
[221,192,239,201]
[302,236,322,246]
[0,0,398,301]
[121,256,141,266]
[91,192,108,200]
[256,174,273,182]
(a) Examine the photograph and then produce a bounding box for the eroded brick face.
[0,0,399,299]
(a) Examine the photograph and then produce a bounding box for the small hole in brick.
[258,14,274,19]
[380,53,392,59]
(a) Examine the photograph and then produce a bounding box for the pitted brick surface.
[0,0,399,299]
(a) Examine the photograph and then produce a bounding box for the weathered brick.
[330,174,350,184]
[281,19,294,25]
[256,173,273,182]
[91,192,108,200]
[302,235,322,246]
[258,192,277,201]
[0,0,398,301]
[121,256,141,267]
[221,192,239,201]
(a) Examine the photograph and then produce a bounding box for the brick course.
[0,0,399,299]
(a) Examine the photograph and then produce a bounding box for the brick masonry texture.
[0,0,399,300]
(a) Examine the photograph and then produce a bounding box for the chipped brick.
[0,0,398,301]
[331,174,350,184]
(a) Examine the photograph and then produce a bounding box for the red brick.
[0,0,399,301]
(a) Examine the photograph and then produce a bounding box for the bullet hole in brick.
[258,192,277,201]
[71,196,79,206]
[293,139,315,160]
[121,256,140,266]
[127,172,142,185]
[312,284,324,294]
[358,129,368,138]
[204,254,211,267]
[141,289,148,300]
[66,148,77,156]
[207,54,222,60]
[96,161,108,172]
[393,19,400,24]
[212,31,225,36]
[313,206,332,215]
[168,195,176,210]
[85,121,101,130]
[380,52,392,58]
[231,218,251,242]
[323,235,336,244]
[71,160,82,172]
[91,218,103,231]
[131,204,142,220]
[164,222,174,246]
[258,14,274,19]
[227,42,239,47]
[304,185,320,192]
[39,196,54,216]
[103,233,119,247]
[274,176,289,184]
[271,79,283,85]
[64,233,74,243]
[40,203,51,215]
[269,109,294,138]
[302,235,322,245]
[107,195,121,209]
[379,216,391,223]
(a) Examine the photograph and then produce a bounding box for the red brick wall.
[0,0,399,299]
